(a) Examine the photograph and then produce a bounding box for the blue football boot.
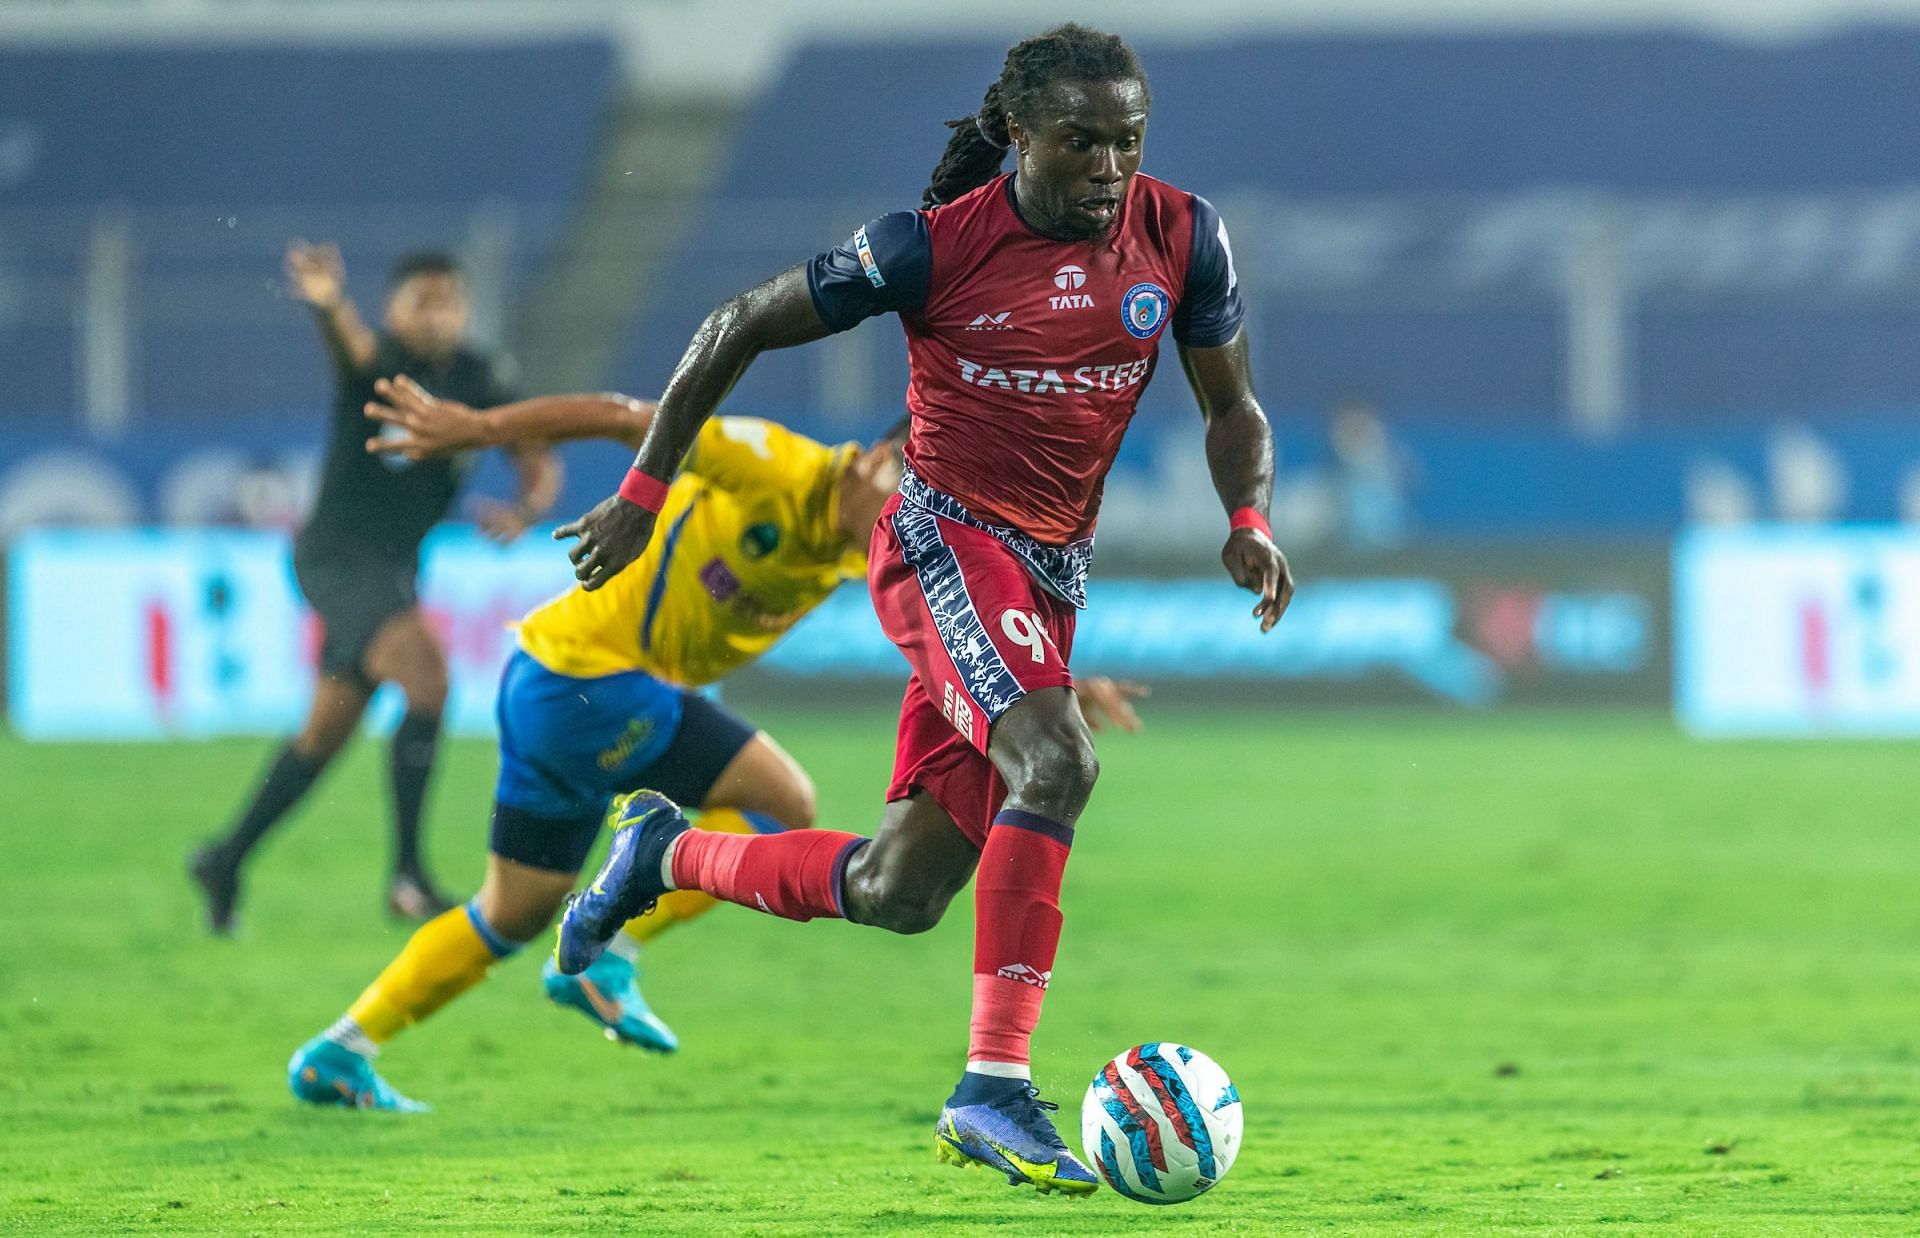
[935,1082,1099,1195]
[287,1035,428,1112]
[553,790,689,976]
[541,953,679,1053]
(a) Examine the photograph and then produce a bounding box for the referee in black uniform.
[189,242,560,933]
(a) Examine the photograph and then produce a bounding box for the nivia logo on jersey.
[956,355,1152,394]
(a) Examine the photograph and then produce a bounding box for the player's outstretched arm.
[364,373,569,542]
[364,375,657,459]
[286,240,377,376]
[558,264,833,590]
[1179,330,1294,632]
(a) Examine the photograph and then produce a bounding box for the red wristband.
[617,467,670,513]
[1229,507,1272,539]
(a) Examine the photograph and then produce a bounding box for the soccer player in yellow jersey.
[286,379,899,1110]
[284,376,1153,1110]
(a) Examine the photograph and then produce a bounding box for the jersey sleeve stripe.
[638,502,699,653]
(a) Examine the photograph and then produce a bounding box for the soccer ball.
[1080,1043,1242,1204]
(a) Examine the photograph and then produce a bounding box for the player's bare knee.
[1005,727,1099,820]
[841,855,945,935]
[865,886,948,936]
[1061,731,1101,801]
[839,855,885,927]
[893,900,947,936]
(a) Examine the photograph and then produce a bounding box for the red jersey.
[808,172,1243,579]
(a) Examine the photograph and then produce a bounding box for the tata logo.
[1049,264,1095,311]
[966,310,1014,331]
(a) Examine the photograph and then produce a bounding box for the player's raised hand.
[556,495,657,591]
[1222,527,1293,633]
[1077,676,1149,733]
[286,240,346,309]
[364,375,486,460]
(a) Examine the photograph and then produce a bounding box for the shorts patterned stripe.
[899,465,1093,608]
[891,501,1027,722]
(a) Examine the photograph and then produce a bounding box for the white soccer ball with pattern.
[1080,1042,1242,1204]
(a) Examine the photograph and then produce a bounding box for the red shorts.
[869,493,1078,847]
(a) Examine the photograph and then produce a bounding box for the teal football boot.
[287,1035,428,1113]
[541,953,679,1053]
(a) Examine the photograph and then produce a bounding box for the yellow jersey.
[515,417,867,686]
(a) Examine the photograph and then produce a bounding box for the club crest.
[1121,282,1170,339]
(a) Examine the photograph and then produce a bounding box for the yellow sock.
[346,904,506,1045]
[621,807,765,947]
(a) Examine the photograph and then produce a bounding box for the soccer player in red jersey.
[554,24,1291,1193]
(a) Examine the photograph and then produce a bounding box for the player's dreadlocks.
[921,24,1149,209]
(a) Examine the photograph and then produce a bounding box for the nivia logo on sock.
[995,963,1051,990]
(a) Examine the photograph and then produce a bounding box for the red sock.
[669,827,865,922]
[968,809,1074,1071]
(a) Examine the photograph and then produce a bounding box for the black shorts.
[488,666,760,874]
[292,544,419,685]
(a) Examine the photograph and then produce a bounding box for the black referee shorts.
[292,545,419,686]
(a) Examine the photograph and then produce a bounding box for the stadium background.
[9,1,1920,1231]
[11,1,1920,735]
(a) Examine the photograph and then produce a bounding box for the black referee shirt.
[296,333,519,565]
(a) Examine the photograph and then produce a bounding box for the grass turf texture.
[4,709,1920,1234]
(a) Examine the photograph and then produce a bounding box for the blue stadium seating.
[612,28,1920,424]
[0,41,615,417]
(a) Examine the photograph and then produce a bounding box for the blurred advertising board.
[5,531,1667,740]
[6,527,573,741]
[1675,526,1920,736]
[759,546,1666,709]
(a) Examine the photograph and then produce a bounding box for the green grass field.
[5,708,1920,1233]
